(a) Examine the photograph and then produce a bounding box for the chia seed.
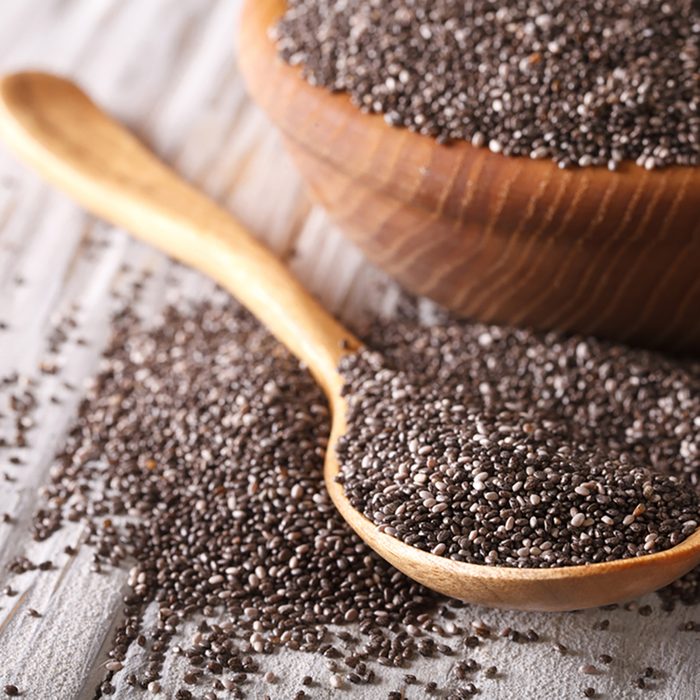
[275,0,700,168]
[12,280,700,696]
[337,316,700,568]
[28,298,437,692]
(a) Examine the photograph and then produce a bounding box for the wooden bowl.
[239,0,700,354]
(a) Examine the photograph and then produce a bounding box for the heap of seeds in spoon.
[274,0,700,169]
[337,314,700,568]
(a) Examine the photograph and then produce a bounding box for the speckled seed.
[337,313,700,569]
[276,0,700,169]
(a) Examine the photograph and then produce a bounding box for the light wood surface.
[0,3,697,698]
[239,0,700,354]
[3,71,699,615]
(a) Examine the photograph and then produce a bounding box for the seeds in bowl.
[274,0,700,169]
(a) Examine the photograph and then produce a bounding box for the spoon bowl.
[0,71,698,610]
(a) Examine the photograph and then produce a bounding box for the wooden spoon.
[1,71,698,612]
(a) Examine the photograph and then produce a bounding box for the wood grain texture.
[4,71,700,614]
[238,0,700,354]
[0,2,697,698]
[0,72,359,399]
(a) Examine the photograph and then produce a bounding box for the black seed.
[16,285,700,696]
[275,0,700,169]
[335,315,700,572]
[183,672,199,685]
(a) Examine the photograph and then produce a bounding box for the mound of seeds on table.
[31,298,450,697]
[274,0,700,169]
[337,316,700,568]
[3,288,697,698]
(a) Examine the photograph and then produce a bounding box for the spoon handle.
[0,72,357,395]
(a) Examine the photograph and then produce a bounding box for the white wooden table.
[0,2,697,698]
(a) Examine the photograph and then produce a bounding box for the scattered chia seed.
[3,686,19,697]
[10,281,699,695]
[8,556,41,573]
[337,316,700,568]
[275,0,700,168]
[27,298,439,693]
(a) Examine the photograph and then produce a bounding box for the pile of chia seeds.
[3,290,698,698]
[337,314,700,568]
[274,0,700,169]
[31,299,439,697]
